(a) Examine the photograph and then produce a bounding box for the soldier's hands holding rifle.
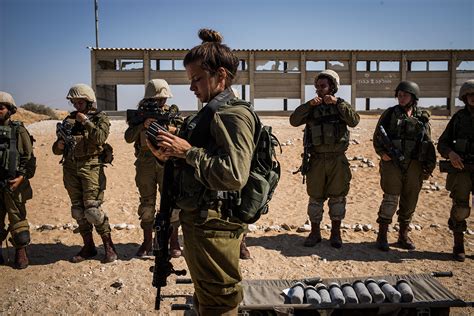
[56,139,65,150]
[8,175,24,192]
[147,130,191,159]
[75,112,88,124]
[448,151,464,170]
[144,118,156,129]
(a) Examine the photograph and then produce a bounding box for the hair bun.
[198,28,223,44]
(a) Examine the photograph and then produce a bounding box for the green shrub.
[21,102,60,120]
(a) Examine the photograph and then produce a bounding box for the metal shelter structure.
[89,48,474,114]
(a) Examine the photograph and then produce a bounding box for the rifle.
[146,121,169,149]
[151,160,186,310]
[377,125,406,171]
[126,103,180,127]
[439,160,474,173]
[56,120,76,162]
[293,125,312,183]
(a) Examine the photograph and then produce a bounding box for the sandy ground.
[0,115,472,315]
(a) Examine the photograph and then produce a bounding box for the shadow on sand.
[0,242,142,267]
[245,234,462,263]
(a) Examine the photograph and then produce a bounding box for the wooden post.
[365,61,370,110]
[283,61,288,110]
[144,50,150,84]
[449,52,457,115]
[241,60,246,100]
[401,52,407,81]
[350,52,356,109]
[300,52,306,106]
[90,49,96,94]
[249,52,255,105]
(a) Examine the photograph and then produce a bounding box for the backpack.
[234,112,281,223]
[182,89,281,224]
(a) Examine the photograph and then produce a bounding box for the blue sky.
[1,0,473,111]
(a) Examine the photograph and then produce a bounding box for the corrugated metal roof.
[87,47,474,52]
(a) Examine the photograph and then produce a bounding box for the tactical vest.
[65,111,105,158]
[0,123,19,180]
[172,91,236,210]
[451,108,474,160]
[383,106,427,159]
[309,103,349,146]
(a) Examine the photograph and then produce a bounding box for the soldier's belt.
[73,154,100,162]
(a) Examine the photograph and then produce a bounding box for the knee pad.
[452,206,471,222]
[308,197,324,222]
[71,205,85,220]
[84,200,105,225]
[379,194,399,219]
[10,220,30,247]
[328,196,346,220]
[12,230,30,247]
[138,205,156,223]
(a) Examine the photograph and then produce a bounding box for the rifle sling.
[8,123,18,179]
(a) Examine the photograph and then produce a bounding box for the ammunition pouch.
[99,143,114,164]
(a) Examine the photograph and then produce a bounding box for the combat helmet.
[395,81,420,100]
[0,91,17,114]
[144,79,173,99]
[66,84,97,107]
[458,79,474,102]
[316,70,340,94]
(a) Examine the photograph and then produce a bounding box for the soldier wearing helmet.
[373,81,436,252]
[437,79,474,262]
[124,79,183,258]
[52,83,118,263]
[290,69,360,249]
[0,91,35,269]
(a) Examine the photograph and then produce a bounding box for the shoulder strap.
[187,88,236,147]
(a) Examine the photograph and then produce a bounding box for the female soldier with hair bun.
[148,29,256,315]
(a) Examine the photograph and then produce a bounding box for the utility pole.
[94,0,99,48]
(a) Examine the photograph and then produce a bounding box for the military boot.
[101,233,118,263]
[453,232,465,262]
[71,232,97,263]
[376,223,390,251]
[14,247,29,269]
[397,223,416,250]
[240,234,251,260]
[304,222,322,247]
[330,220,343,248]
[136,228,153,257]
[169,227,182,258]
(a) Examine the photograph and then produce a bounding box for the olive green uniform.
[52,111,112,236]
[373,105,436,225]
[124,104,183,230]
[0,119,34,249]
[290,99,360,223]
[172,89,255,309]
[437,105,474,233]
